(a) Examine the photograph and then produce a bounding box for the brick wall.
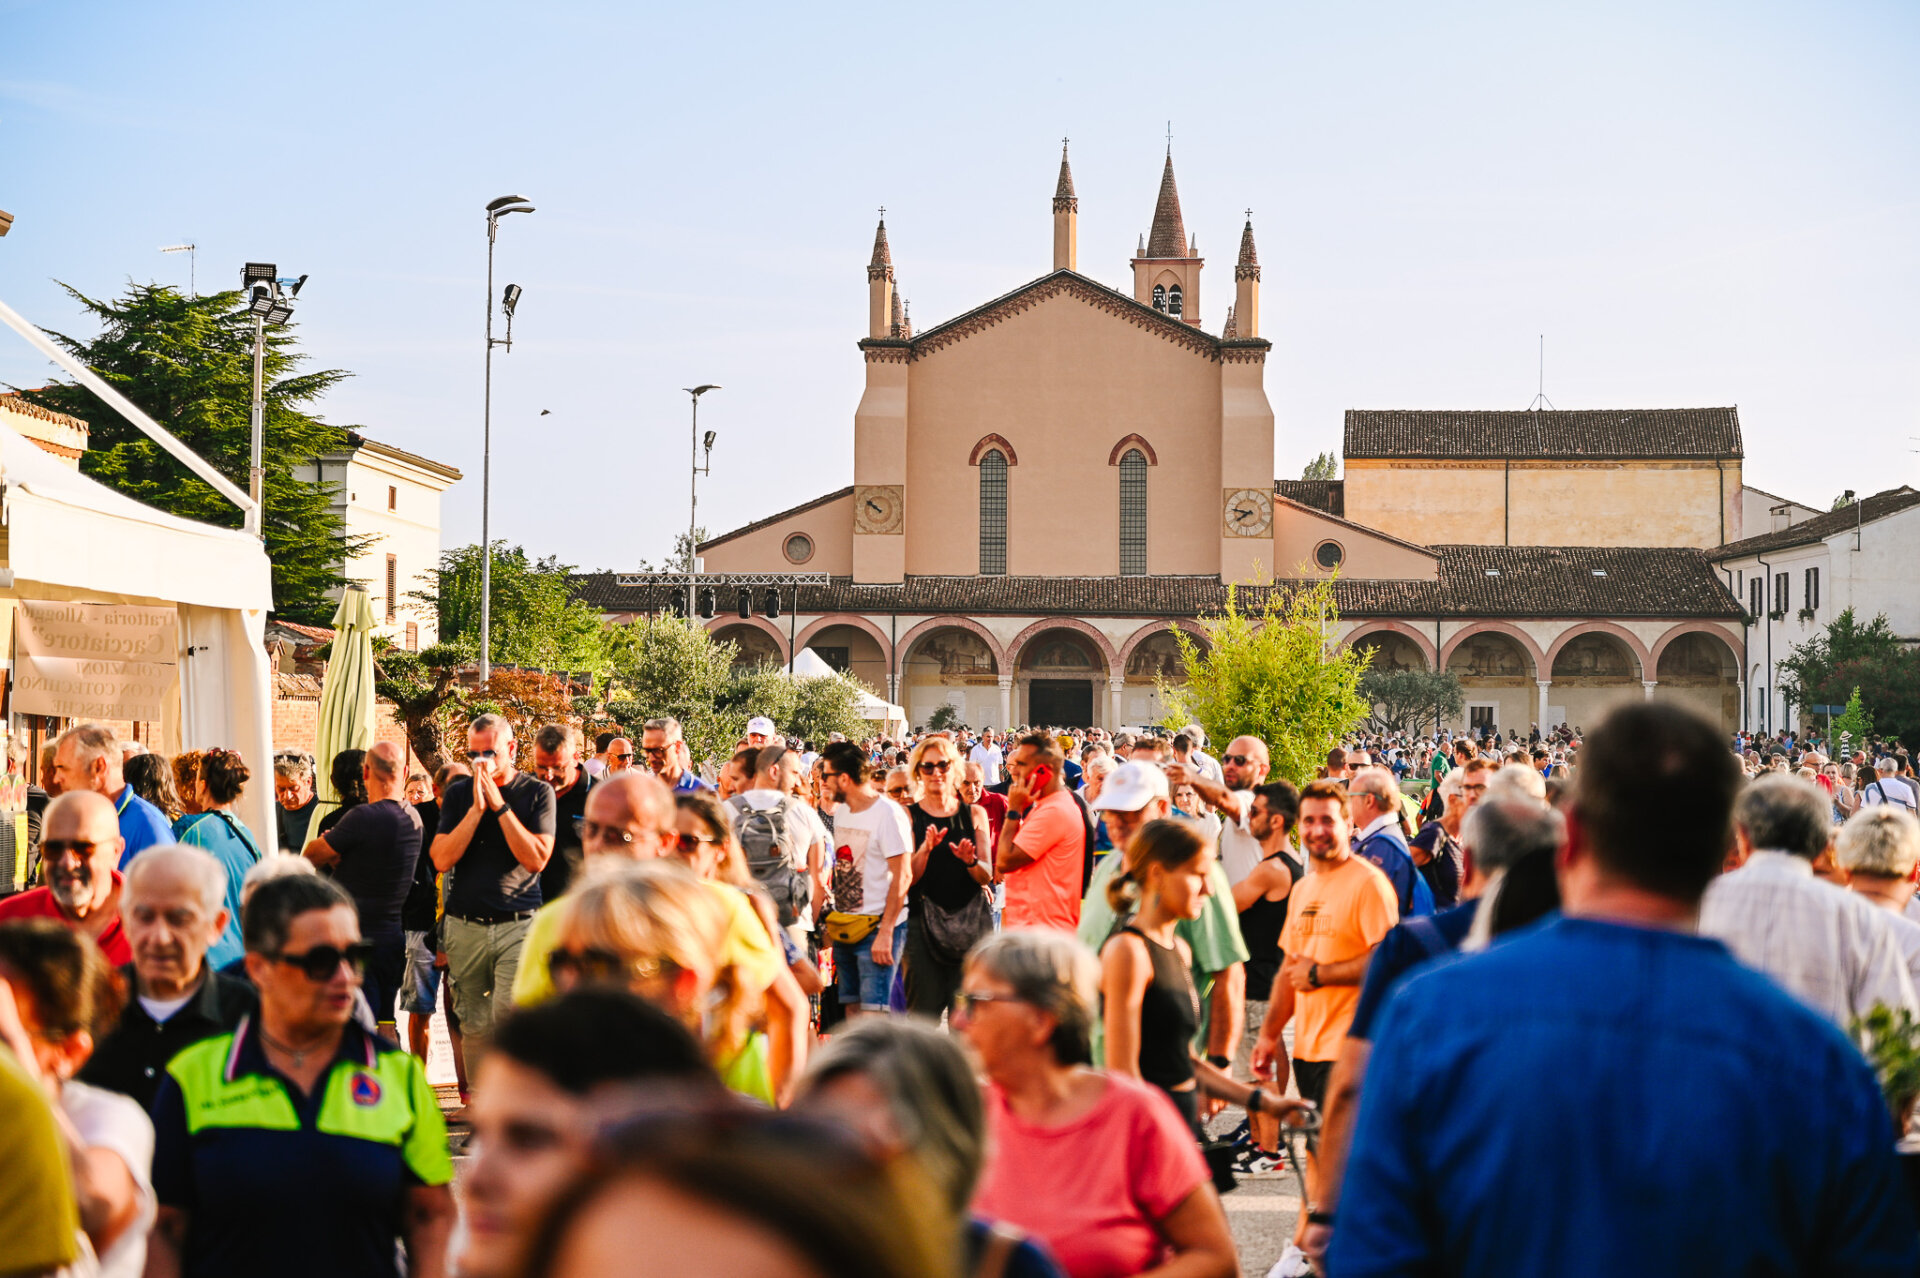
[272,677,418,772]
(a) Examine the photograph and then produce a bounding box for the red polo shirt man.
[0,790,131,963]
[998,734,1088,931]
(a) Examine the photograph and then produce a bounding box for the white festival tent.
[0,296,276,850]
[792,647,909,737]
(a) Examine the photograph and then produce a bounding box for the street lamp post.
[684,385,720,617]
[239,263,302,539]
[481,195,535,684]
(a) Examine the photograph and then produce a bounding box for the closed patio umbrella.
[305,586,378,847]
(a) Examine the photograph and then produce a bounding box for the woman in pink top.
[957,929,1239,1278]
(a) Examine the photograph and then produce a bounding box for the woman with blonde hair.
[549,860,769,1101]
[675,790,822,1000]
[170,750,206,819]
[903,734,994,1018]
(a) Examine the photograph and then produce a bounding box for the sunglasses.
[917,759,953,774]
[574,817,671,847]
[268,942,374,982]
[1222,753,1259,766]
[640,746,670,759]
[612,752,635,762]
[675,831,719,854]
[547,947,667,986]
[41,839,101,858]
[953,990,1026,1015]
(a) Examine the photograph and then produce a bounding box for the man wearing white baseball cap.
[746,716,777,750]
[1077,762,1247,1073]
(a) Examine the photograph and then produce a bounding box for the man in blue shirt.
[1348,768,1433,917]
[53,723,173,868]
[1330,703,1920,1278]
[641,716,712,793]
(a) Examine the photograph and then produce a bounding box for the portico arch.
[1648,621,1745,672]
[1006,616,1120,675]
[1543,622,1651,677]
[1439,622,1545,674]
[706,618,789,668]
[1443,624,1539,739]
[1343,621,1438,671]
[1117,620,1209,728]
[897,620,1004,733]
[1009,621,1118,730]
[1650,625,1742,734]
[793,613,893,692]
[1117,619,1209,672]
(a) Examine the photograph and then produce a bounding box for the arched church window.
[1119,449,1148,575]
[1168,285,1183,316]
[979,449,1008,576]
[1152,284,1166,312]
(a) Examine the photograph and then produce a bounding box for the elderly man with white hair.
[1861,757,1920,814]
[1835,805,1920,974]
[77,846,258,1108]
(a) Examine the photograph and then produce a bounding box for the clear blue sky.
[3,0,1915,569]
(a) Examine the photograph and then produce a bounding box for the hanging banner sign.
[12,601,178,722]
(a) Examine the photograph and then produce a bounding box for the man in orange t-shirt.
[1253,778,1396,1257]
[997,734,1088,932]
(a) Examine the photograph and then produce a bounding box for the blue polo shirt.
[115,784,175,868]
[150,1015,452,1278]
[1331,915,1920,1277]
[1354,827,1434,917]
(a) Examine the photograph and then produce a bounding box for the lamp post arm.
[0,293,256,519]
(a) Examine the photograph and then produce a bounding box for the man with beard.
[1252,779,1398,1277]
[1172,734,1271,886]
[0,791,130,963]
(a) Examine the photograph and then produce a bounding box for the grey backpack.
[731,796,811,927]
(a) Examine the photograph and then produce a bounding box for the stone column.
[997,675,1013,732]
[1642,680,1658,702]
[1536,679,1551,729]
[1109,676,1125,731]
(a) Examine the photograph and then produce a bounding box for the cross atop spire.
[1053,139,1077,210]
[1144,153,1187,258]
[868,211,893,280]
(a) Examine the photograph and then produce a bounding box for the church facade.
[576,148,1750,736]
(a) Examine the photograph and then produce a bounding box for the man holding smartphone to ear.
[997,733,1088,931]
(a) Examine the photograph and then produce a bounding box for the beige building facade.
[582,148,1748,736]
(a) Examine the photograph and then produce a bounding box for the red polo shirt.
[0,873,131,964]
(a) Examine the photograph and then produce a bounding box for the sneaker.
[1220,1116,1252,1147]
[1231,1146,1285,1177]
[1267,1244,1312,1278]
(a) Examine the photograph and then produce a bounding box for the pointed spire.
[889,287,904,338]
[1053,139,1077,210]
[1145,154,1187,258]
[867,211,893,281]
[1222,303,1238,339]
[1236,214,1261,282]
[901,298,912,340]
[1137,232,1145,255]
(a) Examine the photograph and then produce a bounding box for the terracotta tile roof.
[268,620,336,644]
[697,486,853,551]
[0,391,89,433]
[1143,155,1188,258]
[574,546,1737,621]
[1344,407,1743,461]
[1711,486,1920,559]
[1274,479,1344,517]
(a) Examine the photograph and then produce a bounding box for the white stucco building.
[1711,485,1920,734]
[295,432,461,648]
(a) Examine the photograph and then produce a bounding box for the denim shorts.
[400,929,442,1016]
[834,919,908,1012]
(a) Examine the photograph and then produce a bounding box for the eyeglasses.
[675,831,719,854]
[267,941,374,982]
[547,947,667,986]
[917,759,953,774]
[573,817,671,847]
[40,839,101,859]
[953,990,1026,1016]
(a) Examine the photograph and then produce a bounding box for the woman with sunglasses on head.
[148,874,454,1278]
[903,735,994,1019]
[545,860,774,1100]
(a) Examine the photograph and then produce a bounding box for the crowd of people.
[4,703,1920,1277]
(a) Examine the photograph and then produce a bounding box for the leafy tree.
[1158,579,1371,788]
[1780,610,1920,746]
[1832,491,1857,511]
[371,639,475,766]
[1302,451,1339,481]
[17,282,368,622]
[1833,687,1874,754]
[925,705,963,733]
[1359,668,1465,736]
[416,542,610,673]
[600,615,742,767]
[719,664,872,753]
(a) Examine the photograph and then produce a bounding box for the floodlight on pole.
[239,262,303,538]
[481,195,535,684]
[242,262,277,285]
[685,385,721,617]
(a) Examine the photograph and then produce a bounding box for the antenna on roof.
[1527,334,1555,412]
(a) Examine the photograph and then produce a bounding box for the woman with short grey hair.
[799,1018,1063,1278]
[956,929,1238,1278]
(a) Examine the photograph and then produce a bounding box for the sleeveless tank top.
[1115,925,1198,1092]
[1238,846,1303,1000]
[909,801,984,911]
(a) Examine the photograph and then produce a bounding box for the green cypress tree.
[16,282,369,623]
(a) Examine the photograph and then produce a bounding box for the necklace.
[258,1025,329,1070]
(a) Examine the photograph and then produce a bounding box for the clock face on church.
[853,484,905,535]
[1222,488,1273,538]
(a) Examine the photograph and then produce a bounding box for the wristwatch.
[1307,962,1322,990]
[1307,1209,1336,1227]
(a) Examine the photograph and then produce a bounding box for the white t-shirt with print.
[830,797,913,917]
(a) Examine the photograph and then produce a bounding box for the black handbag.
[920,889,993,965]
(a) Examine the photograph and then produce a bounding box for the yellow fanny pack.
[823,911,882,946]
